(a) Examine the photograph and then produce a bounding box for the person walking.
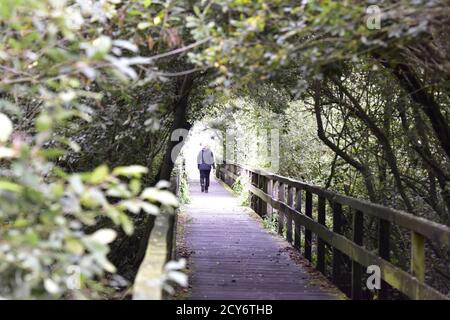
[197,144,215,193]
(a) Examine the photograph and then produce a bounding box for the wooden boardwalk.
[179,178,343,300]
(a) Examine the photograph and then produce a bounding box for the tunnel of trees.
[0,0,448,299]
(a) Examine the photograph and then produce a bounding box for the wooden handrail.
[132,168,180,300]
[222,163,450,246]
[218,163,450,300]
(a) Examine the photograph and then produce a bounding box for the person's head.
[202,143,210,150]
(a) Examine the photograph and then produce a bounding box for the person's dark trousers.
[200,169,211,192]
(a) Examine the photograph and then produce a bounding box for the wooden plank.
[251,172,257,213]
[247,169,252,207]
[294,189,302,250]
[378,218,390,299]
[258,174,263,215]
[317,196,326,274]
[305,191,313,261]
[278,182,285,236]
[286,186,294,243]
[255,173,261,215]
[332,202,343,286]
[351,210,363,300]
[267,178,273,218]
[411,231,425,282]
[261,175,267,217]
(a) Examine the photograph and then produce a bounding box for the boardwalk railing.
[132,165,181,300]
[218,163,450,300]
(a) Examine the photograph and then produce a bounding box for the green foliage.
[178,170,190,204]
[231,176,249,206]
[262,213,278,234]
[0,112,179,299]
[0,0,183,299]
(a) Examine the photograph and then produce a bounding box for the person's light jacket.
[197,148,215,170]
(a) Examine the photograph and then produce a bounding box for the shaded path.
[180,178,343,300]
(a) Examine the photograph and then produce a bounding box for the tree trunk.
[158,74,196,181]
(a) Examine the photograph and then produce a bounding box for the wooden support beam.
[260,175,267,217]
[257,174,262,215]
[411,231,425,283]
[286,186,294,243]
[294,189,302,250]
[378,218,390,299]
[317,196,326,274]
[278,182,285,236]
[351,210,364,300]
[267,179,273,218]
[332,202,343,285]
[251,172,257,212]
[305,191,312,261]
[249,171,253,210]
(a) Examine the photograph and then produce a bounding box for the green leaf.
[156,190,179,207]
[193,5,201,16]
[35,113,52,132]
[119,213,134,235]
[137,22,151,30]
[143,0,152,8]
[113,165,148,177]
[140,201,159,215]
[13,218,29,227]
[44,279,60,295]
[129,178,141,194]
[89,165,109,184]
[141,188,178,207]
[39,148,65,159]
[23,230,39,245]
[119,200,141,214]
[0,180,23,192]
[88,229,117,245]
[65,238,85,255]
[128,9,143,16]
[0,112,13,142]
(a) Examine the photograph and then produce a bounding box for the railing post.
[378,218,390,299]
[261,176,269,217]
[247,169,252,206]
[267,179,273,218]
[294,189,302,250]
[256,173,262,215]
[332,202,343,285]
[255,173,261,215]
[221,162,226,181]
[234,166,241,177]
[304,191,312,262]
[251,172,257,212]
[351,210,364,300]
[277,182,285,236]
[317,196,326,274]
[411,231,425,285]
[260,175,267,217]
[286,186,294,243]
